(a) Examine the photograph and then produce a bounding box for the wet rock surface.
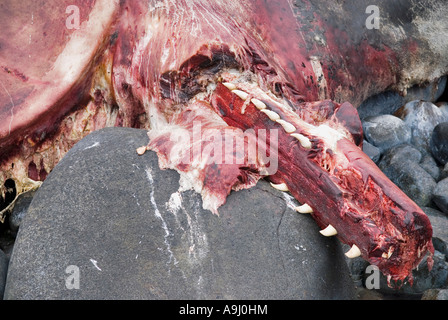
[3,127,355,300]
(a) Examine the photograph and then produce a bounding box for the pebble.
[430,122,448,165]
[396,100,445,154]
[0,249,7,299]
[423,206,448,257]
[379,145,436,207]
[420,154,441,181]
[9,191,35,234]
[422,289,448,300]
[363,115,411,152]
[436,102,448,121]
[356,76,447,120]
[357,91,404,120]
[432,178,448,215]
[362,140,381,163]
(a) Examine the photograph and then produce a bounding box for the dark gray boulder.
[397,101,446,155]
[433,178,448,215]
[4,127,355,300]
[0,249,7,299]
[430,122,448,165]
[362,115,411,152]
[378,145,436,207]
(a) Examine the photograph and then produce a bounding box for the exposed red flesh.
[1,0,446,285]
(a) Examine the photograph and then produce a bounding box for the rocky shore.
[0,77,448,300]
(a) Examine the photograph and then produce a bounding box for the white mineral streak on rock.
[145,167,178,267]
[84,141,100,150]
[165,190,209,265]
[90,259,102,271]
[282,192,300,211]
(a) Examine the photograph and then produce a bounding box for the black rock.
[375,251,448,296]
[432,178,448,215]
[4,127,355,300]
[420,154,441,181]
[430,122,448,165]
[362,115,411,152]
[379,145,436,207]
[405,76,447,104]
[441,163,448,181]
[8,191,35,234]
[356,76,447,120]
[357,91,404,120]
[397,100,445,154]
[362,140,381,163]
[423,207,448,257]
[0,249,7,299]
[422,289,448,300]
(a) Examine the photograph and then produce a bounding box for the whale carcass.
[1,0,448,285]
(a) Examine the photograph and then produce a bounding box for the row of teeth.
[269,181,361,258]
[224,82,361,259]
[223,82,312,150]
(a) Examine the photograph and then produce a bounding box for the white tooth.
[319,224,338,237]
[290,133,312,149]
[232,89,249,101]
[270,182,289,192]
[295,203,313,214]
[260,109,280,121]
[222,82,237,90]
[345,244,362,258]
[251,98,267,110]
[275,119,296,133]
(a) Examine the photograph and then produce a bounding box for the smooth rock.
[396,100,445,154]
[432,178,448,215]
[423,207,448,257]
[357,91,404,120]
[422,289,448,300]
[376,251,448,296]
[379,144,422,165]
[405,76,447,104]
[430,122,448,165]
[379,145,436,207]
[4,127,355,300]
[356,76,447,120]
[362,140,381,163]
[419,154,441,181]
[8,191,35,234]
[436,102,448,122]
[0,249,7,299]
[362,115,411,152]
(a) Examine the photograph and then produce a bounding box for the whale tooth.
[345,244,362,258]
[270,182,289,192]
[319,224,338,237]
[290,133,312,149]
[251,98,267,110]
[222,82,237,90]
[295,203,313,214]
[136,146,147,155]
[260,109,280,121]
[275,119,296,133]
[232,89,249,101]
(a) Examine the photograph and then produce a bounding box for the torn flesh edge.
[143,65,432,286]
